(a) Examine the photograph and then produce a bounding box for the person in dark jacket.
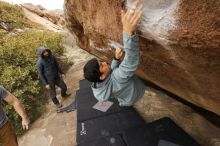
[36,47,70,108]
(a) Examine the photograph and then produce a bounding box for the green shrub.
[0,1,31,31]
[0,30,67,135]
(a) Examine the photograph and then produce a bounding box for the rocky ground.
[22,6,63,32]
[134,89,220,146]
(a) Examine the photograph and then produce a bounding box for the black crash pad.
[79,79,92,89]
[77,134,126,146]
[75,88,97,104]
[76,86,131,122]
[77,109,146,144]
[77,98,130,122]
[123,117,200,146]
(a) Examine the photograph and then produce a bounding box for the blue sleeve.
[0,86,9,99]
[36,60,48,84]
[112,34,141,83]
[111,59,121,70]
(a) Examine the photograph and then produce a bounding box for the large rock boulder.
[21,3,63,25]
[64,0,220,115]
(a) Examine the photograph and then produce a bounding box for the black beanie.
[83,58,102,82]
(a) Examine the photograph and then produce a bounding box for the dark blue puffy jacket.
[36,47,63,84]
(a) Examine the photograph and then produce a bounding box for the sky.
[2,0,64,10]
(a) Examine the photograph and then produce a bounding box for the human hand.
[22,117,30,130]
[45,84,50,90]
[122,0,143,36]
[115,47,124,60]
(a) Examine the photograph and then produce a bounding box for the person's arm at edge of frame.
[4,93,30,130]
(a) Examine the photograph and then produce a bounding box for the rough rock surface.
[64,0,220,115]
[21,3,64,26]
[21,7,63,32]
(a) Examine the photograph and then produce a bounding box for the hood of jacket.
[37,47,51,58]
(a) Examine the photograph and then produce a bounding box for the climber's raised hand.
[121,0,143,36]
[115,47,124,60]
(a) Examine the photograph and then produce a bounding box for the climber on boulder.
[83,0,145,106]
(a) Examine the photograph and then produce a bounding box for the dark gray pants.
[48,78,67,105]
